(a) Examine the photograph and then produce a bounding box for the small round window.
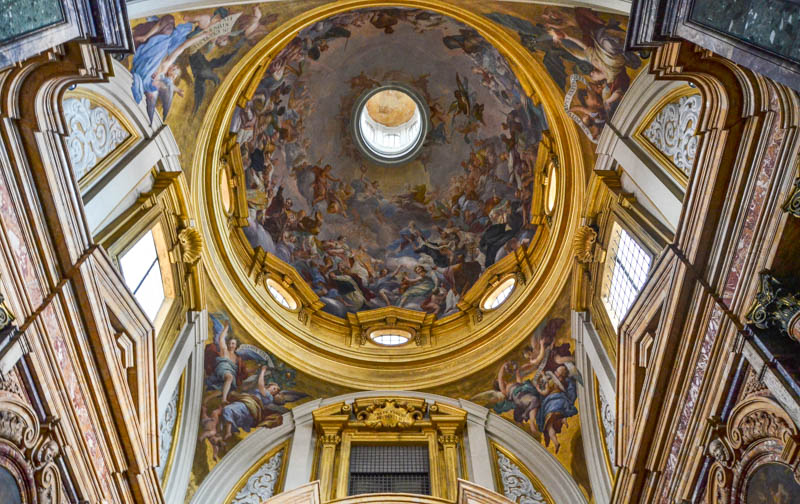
[353,85,428,165]
[369,328,412,346]
[546,163,558,214]
[481,276,516,311]
[266,278,298,310]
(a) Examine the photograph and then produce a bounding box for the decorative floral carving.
[62,97,131,180]
[573,225,598,264]
[178,227,203,265]
[496,452,548,504]
[232,450,284,504]
[156,386,179,482]
[355,399,426,429]
[642,94,701,177]
[598,387,616,468]
[0,410,34,448]
[731,410,791,447]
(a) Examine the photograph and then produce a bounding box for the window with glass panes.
[119,230,165,321]
[601,223,652,329]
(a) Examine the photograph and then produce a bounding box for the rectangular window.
[119,230,165,321]
[348,445,430,496]
[602,223,652,329]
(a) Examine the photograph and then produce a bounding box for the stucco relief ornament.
[642,94,701,177]
[746,271,800,344]
[156,385,179,481]
[356,399,426,429]
[232,450,284,504]
[496,452,548,504]
[573,225,598,264]
[178,227,203,265]
[730,410,791,448]
[62,97,131,180]
[708,438,732,468]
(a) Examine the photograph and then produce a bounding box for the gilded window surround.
[311,397,467,502]
[572,168,671,363]
[94,168,205,371]
[633,85,701,188]
[192,0,587,390]
[225,440,291,504]
[62,87,140,191]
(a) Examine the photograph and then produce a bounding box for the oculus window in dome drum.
[352,85,429,165]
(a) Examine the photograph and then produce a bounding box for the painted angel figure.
[220,364,308,439]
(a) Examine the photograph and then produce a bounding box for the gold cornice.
[191,0,587,389]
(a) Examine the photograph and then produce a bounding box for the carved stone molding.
[783,175,800,219]
[746,272,800,344]
[0,393,64,504]
[707,397,800,504]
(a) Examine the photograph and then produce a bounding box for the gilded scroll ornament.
[746,272,800,344]
[642,94,701,178]
[63,97,131,180]
[355,399,426,429]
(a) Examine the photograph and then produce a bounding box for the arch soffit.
[191,0,587,390]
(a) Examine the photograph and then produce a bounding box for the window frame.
[599,221,653,330]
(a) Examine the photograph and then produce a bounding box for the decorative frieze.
[232,450,284,504]
[62,96,131,181]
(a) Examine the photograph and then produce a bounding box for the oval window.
[546,163,558,214]
[369,328,412,346]
[481,276,516,311]
[220,169,232,214]
[266,278,298,310]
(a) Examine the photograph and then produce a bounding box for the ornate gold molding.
[490,442,554,504]
[224,439,290,504]
[191,0,587,390]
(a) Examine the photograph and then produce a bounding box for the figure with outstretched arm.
[215,322,239,403]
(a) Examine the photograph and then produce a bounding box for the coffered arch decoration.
[192,0,587,390]
[706,396,800,504]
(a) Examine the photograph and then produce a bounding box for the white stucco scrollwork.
[63,96,131,180]
[598,387,616,469]
[232,450,285,504]
[156,384,179,482]
[642,94,701,177]
[497,452,548,504]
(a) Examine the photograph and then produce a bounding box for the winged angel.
[200,315,308,459]
[470,318,583,453]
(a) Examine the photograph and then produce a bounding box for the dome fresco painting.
[234,7,546,318]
